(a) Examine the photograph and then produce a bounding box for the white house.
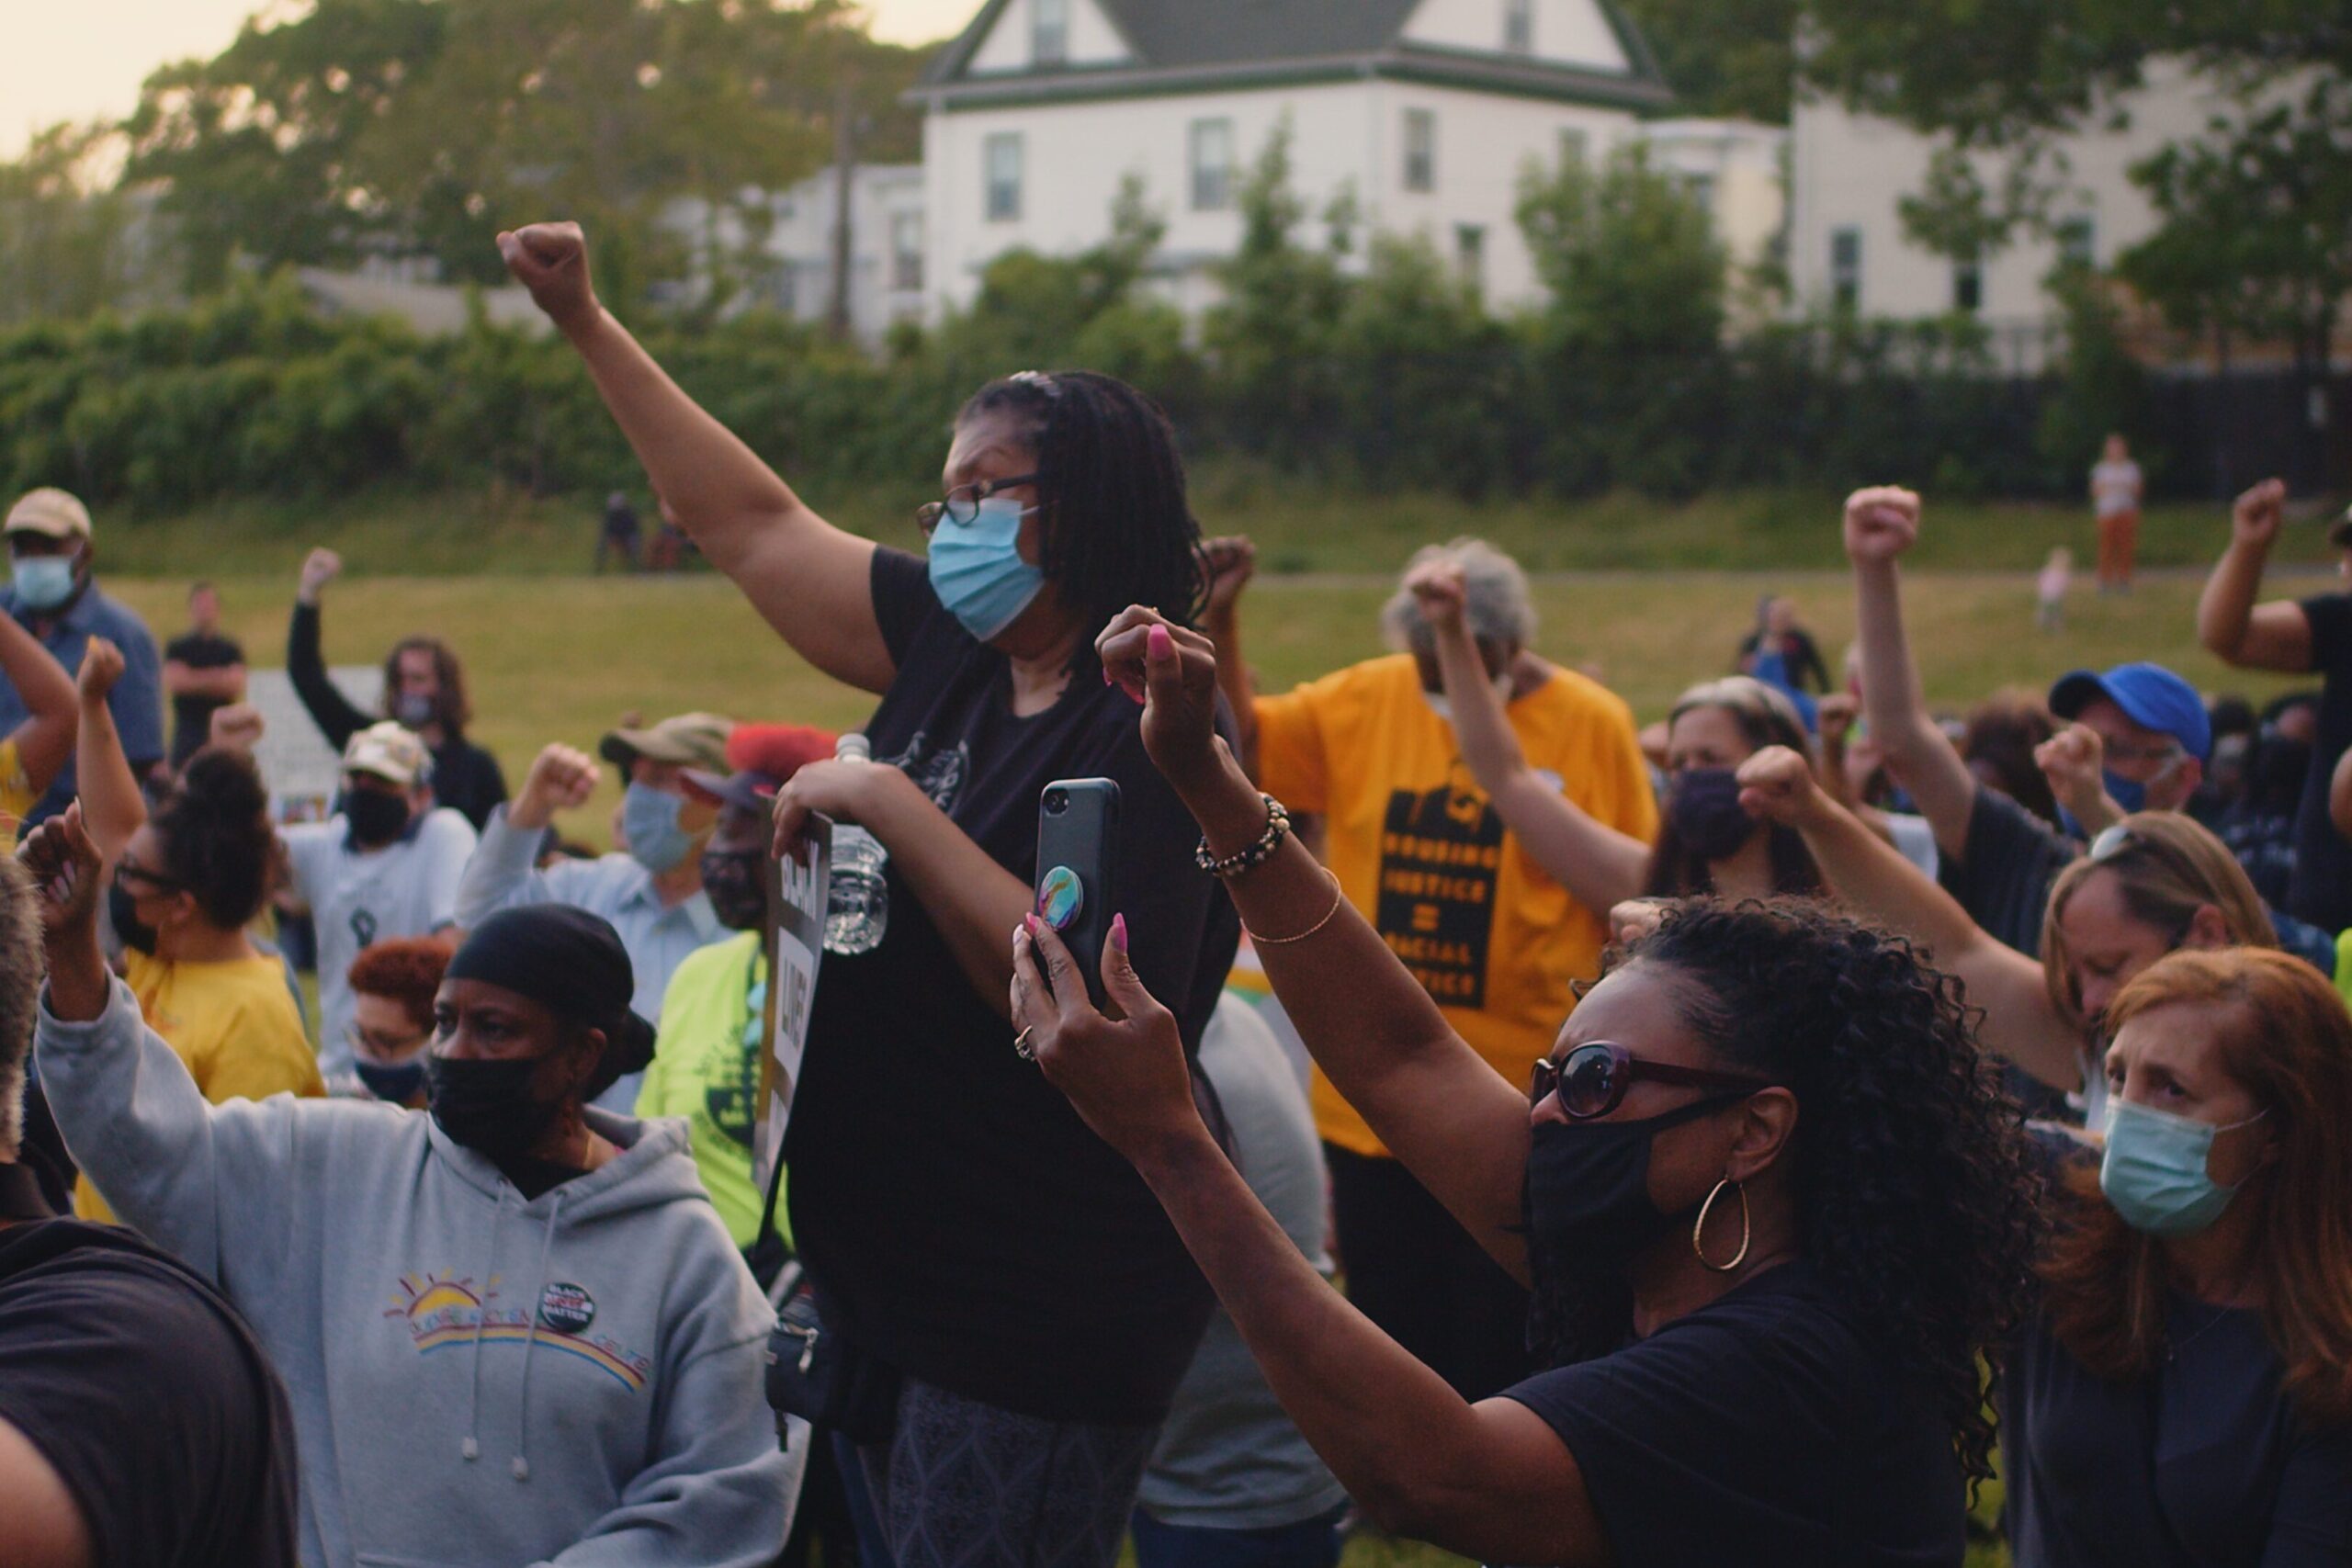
[908,0,1677,315]
[1786,59,2251,343]
[663,164,929,342]
[1640,116,1786,276]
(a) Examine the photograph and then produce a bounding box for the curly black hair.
[1526,897,2044,1485]
[957,371,1206,636]
[152,748,277,931]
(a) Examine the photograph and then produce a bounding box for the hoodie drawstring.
[461,1191,509,1464]
[509,1188,564,1483]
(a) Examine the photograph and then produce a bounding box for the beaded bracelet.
[1195,794,1292,879]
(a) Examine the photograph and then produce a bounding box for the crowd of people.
[0,215,2347,1568]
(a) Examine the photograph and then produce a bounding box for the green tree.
[0,123,143,327]
[1611,0,1797,123]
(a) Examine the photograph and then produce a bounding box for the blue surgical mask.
[12,555,75,612]
[2100,1099,2267,1237]
[622,781,696,874]
[927,495,1045,643]
[2061,769,2157,839]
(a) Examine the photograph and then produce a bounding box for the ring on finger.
[1012,1027,1037,1062]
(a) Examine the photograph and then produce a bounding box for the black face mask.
[1525,1095,1746,1268]
[107,881,160,956]
[1668,769,1756,863]
[356,1055,429,1105]
[700,845,768,932]
[424,1052,565,1165]
[345,790,413,849]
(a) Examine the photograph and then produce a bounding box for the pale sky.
[0,0,979,157]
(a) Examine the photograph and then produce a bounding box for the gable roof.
[916,0,1673,113]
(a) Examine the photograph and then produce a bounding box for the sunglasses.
[1530,1041,1773,1121]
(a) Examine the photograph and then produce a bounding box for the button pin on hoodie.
[539,1281,595,1335]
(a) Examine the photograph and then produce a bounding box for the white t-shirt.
[283,807,477,1074]
[2091,459,2143,518]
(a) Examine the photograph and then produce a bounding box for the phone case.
[1035,778,1121,1009]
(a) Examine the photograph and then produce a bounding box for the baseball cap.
[343,721,433,787]
[599,712,731,773]
[5,489,92,543]
[2049,663,2211,762]
[684,724,837,813]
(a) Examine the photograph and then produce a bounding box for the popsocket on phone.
[1038,864,1084,931]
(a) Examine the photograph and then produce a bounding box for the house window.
[1829,227,1861,310]
[1403,108,1436,193]
[1952,259,1983,313]
[1683,173,1717,227]
[1558,128,1589,171]
[985,133,1023,222]
[1033,0,1069,65]
[1455,224,1487,290]
[2056,215,2096,269]
[1504,0,1532,52]
[1190,118,1235,211]
[890,211,924,292]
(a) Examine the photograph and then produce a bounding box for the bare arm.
[1421,572,1645,914]
[71,641,144,863]
[1739,748,2085,1090]
[1845,488,1979,863]
[1201,537,1260,773]
[0,613,75,797]
[0,1420,92,1568]
[2199,479,2313,671]
[501,223,890,694]
[162,661,245,701]
[1096,609,1532,1274]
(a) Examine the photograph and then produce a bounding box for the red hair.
[345,936,457,1037]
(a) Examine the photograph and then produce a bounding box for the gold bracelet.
[1244,868,1348,947]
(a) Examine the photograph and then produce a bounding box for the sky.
[0,0,979,157]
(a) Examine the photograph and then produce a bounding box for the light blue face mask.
[2100,1098,2268,1238]
[11,555,75,612]
[621,781,697,874]
[928,495,1045,643]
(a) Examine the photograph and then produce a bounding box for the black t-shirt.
[2290,593,2352,934]
[284,603,508,829]
[785,547,1237,1425]
[1939,785,2078,958]
[1504,1262,1965,1568]
[164,631,243,768]
[2007,1302,2352,1567]
[0,1199,300,1568]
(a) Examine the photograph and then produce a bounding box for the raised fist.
[1735,746,1824,828]
[513,742,602,831]
[2232,479,2287,550]
[209,703,266,753]
[76,637,123,705]
[498,222,599,333]
[2034,724,2107,819]
[1201,536,1257,619]
[299,547,343,605]
[1406,558,1470,637]
[1843,487,1921,567]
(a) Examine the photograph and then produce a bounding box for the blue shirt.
[0,581,163,823]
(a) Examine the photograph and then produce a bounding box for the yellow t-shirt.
[0,737,33,845]
[1255,654,1658,1156]
[76,949,324,1222]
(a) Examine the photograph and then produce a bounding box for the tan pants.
[2098,509,2140,588]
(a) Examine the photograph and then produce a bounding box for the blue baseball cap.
[2048,663,2211,762]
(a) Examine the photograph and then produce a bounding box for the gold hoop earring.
[1693,1179,1750,1273]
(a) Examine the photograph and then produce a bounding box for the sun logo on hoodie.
[387,1271,652,1390]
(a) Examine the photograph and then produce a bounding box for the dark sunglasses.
[1530,1041,1773,1121]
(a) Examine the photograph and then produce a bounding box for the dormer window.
[1505,0,1533,52]
[1035,0,1069,65]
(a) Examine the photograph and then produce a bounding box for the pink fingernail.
[1023,912,1039,935]
[1148,625,1173,659]
[1111,913,1128,951]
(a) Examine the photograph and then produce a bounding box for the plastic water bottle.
[823,734,890,955]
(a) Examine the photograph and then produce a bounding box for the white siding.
[968,0,1133,73]
[1401,0,1631,73]
[1643,118,1786,272]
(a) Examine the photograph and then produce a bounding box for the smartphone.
[1035,778,1121,1008]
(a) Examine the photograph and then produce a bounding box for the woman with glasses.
[76,743,322,1220]
[503,223,1238,1566]
[1737,746,2279,1123]
[344,934,455,1106]
[1006,609,2041,1566]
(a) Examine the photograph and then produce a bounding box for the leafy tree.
[0,123,145,327]
[1611,0,1797,123]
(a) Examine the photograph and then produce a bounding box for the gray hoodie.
[40,976,793,1568]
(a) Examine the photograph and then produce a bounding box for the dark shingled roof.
[917,0,1672,111]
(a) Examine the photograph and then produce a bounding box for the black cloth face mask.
[107,882,160,957]
[355,1056,428,1105]
[1525,1094,1747,1268]
[699,845,768,932]
[424,1053,566,1167]
[345,790,413,850]
[1668,769,1757,863]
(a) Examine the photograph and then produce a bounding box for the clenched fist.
[511,743,602,831]
[2232,479,2287,551]
[1843,487,1921,567]
[498,222,600,333]
[76,637,123,705]
[298,547,343,606]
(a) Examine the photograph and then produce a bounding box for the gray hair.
[0,858,40,1158]
[1380,537,1538,659]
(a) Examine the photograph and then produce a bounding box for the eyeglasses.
[1529,1041,1773,1121]
[916,473,1040,536]
[345,1022,429,1059]
[2101,738,2186,769]
[113,861,181,893]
